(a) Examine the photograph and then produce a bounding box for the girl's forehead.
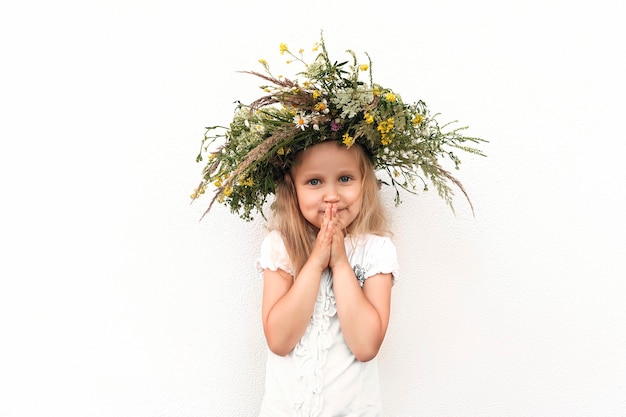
[295,142,359,169]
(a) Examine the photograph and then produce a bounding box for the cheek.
[295,188,309,202]
[348,186,364,205]
[296,191,317,212]
[352,196,364,211]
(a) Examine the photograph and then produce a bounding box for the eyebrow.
[298,169,360,177]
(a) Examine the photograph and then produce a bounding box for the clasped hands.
[310,203,350,271]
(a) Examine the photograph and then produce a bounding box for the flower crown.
[192,34,486,221]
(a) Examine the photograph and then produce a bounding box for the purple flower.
[330,119,342,132]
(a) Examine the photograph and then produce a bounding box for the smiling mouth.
[319,208,345,215]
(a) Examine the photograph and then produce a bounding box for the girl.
[257,140,398,415]
[192,35,485,417]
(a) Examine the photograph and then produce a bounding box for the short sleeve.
[255,230,295,277]
[349,235,399,287]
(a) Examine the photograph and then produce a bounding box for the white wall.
[1,0,625,416]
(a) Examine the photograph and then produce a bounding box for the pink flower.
[330,119,342,132]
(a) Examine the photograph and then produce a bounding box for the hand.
[309,205,334,270]
[328,204,349,269]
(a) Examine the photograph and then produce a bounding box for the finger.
[332,210,343,232]
[318,206,334,244]
[319,206,330,231]
[326,206,334,232]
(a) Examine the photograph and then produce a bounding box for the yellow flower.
[364,112,374,124]
[312,90,321,100]
[213,178,222,187]
[277,147,285,155]
[342,133,355,148]
[373,87,381,96]
[314,100,328,113]
[240,176,254,187]
[377,117,395,134]
[412,114,424,125]
[223,186,233,197]
[381,135,393,146]
[359,64,369,71]
[312,42,319,52]
[190,184,206,199]
[378,117,395,145]
[384,92,396,102]
[299,48,304,54]
[258,59,267,65]
[279,43,288,55]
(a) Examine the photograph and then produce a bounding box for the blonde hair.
[269,142,390,275]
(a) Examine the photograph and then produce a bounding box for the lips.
[319,207,345,214]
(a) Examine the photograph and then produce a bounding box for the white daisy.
[254,124,265,135]
[293,113,311,131]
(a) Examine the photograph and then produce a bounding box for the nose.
[323,184,339,203]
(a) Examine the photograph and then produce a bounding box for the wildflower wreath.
[192,34,486,221]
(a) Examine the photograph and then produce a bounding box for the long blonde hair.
[269,143,390,275]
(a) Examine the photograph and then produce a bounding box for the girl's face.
[291,141,363,230]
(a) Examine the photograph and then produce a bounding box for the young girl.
[256,140,397,415]
[191,35,485,416]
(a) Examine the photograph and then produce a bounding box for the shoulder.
[347,233,399,280]
[259,229,287,258]
[261,229,286,248]
[256,230,294,276]
[351,233,397,255]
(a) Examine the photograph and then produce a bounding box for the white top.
[256,230,399,417]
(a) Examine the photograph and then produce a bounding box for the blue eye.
[308,179,320,186]
[339,176,351,183]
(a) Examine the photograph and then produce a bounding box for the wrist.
[303,257,328,274]
[330,260,352,274]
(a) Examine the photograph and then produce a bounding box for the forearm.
[263,262,324,355]
[331,263,387,362]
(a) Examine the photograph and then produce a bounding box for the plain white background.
[1,0,625,416]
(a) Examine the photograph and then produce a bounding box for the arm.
[328,207,394,362]
[331,263,393,362]
[261,208,335,356]
[261,262,322,356]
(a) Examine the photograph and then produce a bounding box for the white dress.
[256,230,399,417]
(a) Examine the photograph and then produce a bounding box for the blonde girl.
[192,34,485,417]
[257,140,398,415]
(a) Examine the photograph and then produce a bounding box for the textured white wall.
[2,0,625,416]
